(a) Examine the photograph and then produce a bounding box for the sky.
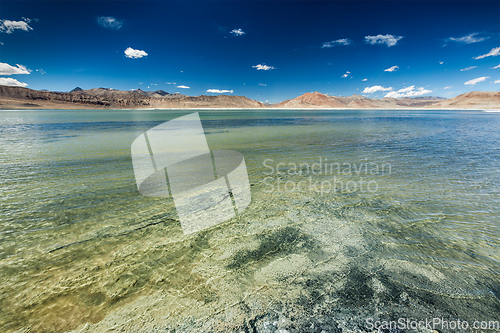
[0,0,499,103]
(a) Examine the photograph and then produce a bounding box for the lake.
[1,109,499,332]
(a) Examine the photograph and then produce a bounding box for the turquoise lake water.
[0,109,499,332]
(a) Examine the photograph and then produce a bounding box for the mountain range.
[0,85,498,109]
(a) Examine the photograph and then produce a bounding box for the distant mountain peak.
[276,91,455,109]
[70,87,83,93]
[133,89,173,97]
[152,90,169,96]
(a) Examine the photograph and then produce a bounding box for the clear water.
[0,109,499,332]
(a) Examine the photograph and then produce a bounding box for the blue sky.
[0,0,499,103]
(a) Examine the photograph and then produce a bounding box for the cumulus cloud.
[97,16,123,30]
[494,79,500,84]
[493,64,500,69]
[259,83,267,86]
[230,28,245,36]
[384,85,432,98]
[444,86,452,89]
[0,62,31,75]
[397,86,415,93]
[362,78,368,81]
[253,64,275,71]
[124,47,148,59]
[362,85,393,94]
[177,85,190,89]
[322,38,352,48]
[447,32,489,44]
[439,61,444,64]
[207,89,233,93]
[365,34,403,47]
[384,65,399,72]
[475,47,500,60]
[0,18,33,34]
[341,71,351,78]
[460,66,477,71]
[464,76,489,85]
[0,77,28,87]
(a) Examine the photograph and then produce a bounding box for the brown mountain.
[0,86,264,109]
[275,91,346,108]
[1,85,499,109]
[275,91,448,108]
[427,91,500,109]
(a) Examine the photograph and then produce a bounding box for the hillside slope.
[274,91,446,108]
[1,86,499,109]
[427,91,500,109]
[0,86,264,109]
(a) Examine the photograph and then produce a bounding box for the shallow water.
[0,109,499,332]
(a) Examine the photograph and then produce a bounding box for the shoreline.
[0,107,497,111]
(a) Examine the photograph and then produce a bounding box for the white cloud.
[259,83,267,86]
[230,28,245,36]
[384,65,399,72]
[460,66,477,71]
[322,38,352,48]
[253,64,275,71]
[207,89,233,93]
[448,32,489,44]
[494,80,500,84]
[0,19,33,34]
[474,47,500,60]
[464,76,489,85]
[365,34,403,47]
[341,71,351,78]
[384,85,433,98]
[493,64,500,69]
[362,78,367,81]
[0,62,31,75]
[97,16,123,30]
[397,86,414,93]
[166,82,176,85]
[177,85,190,89]
[439,61,444,65]
[362,85,393,94]
[0,77,28,87]
[444,86,452,89]
[124,47,148,59]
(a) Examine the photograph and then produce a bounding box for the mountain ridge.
[0,85,264,109]
[275,91,450,109]
[0,86,498,109]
